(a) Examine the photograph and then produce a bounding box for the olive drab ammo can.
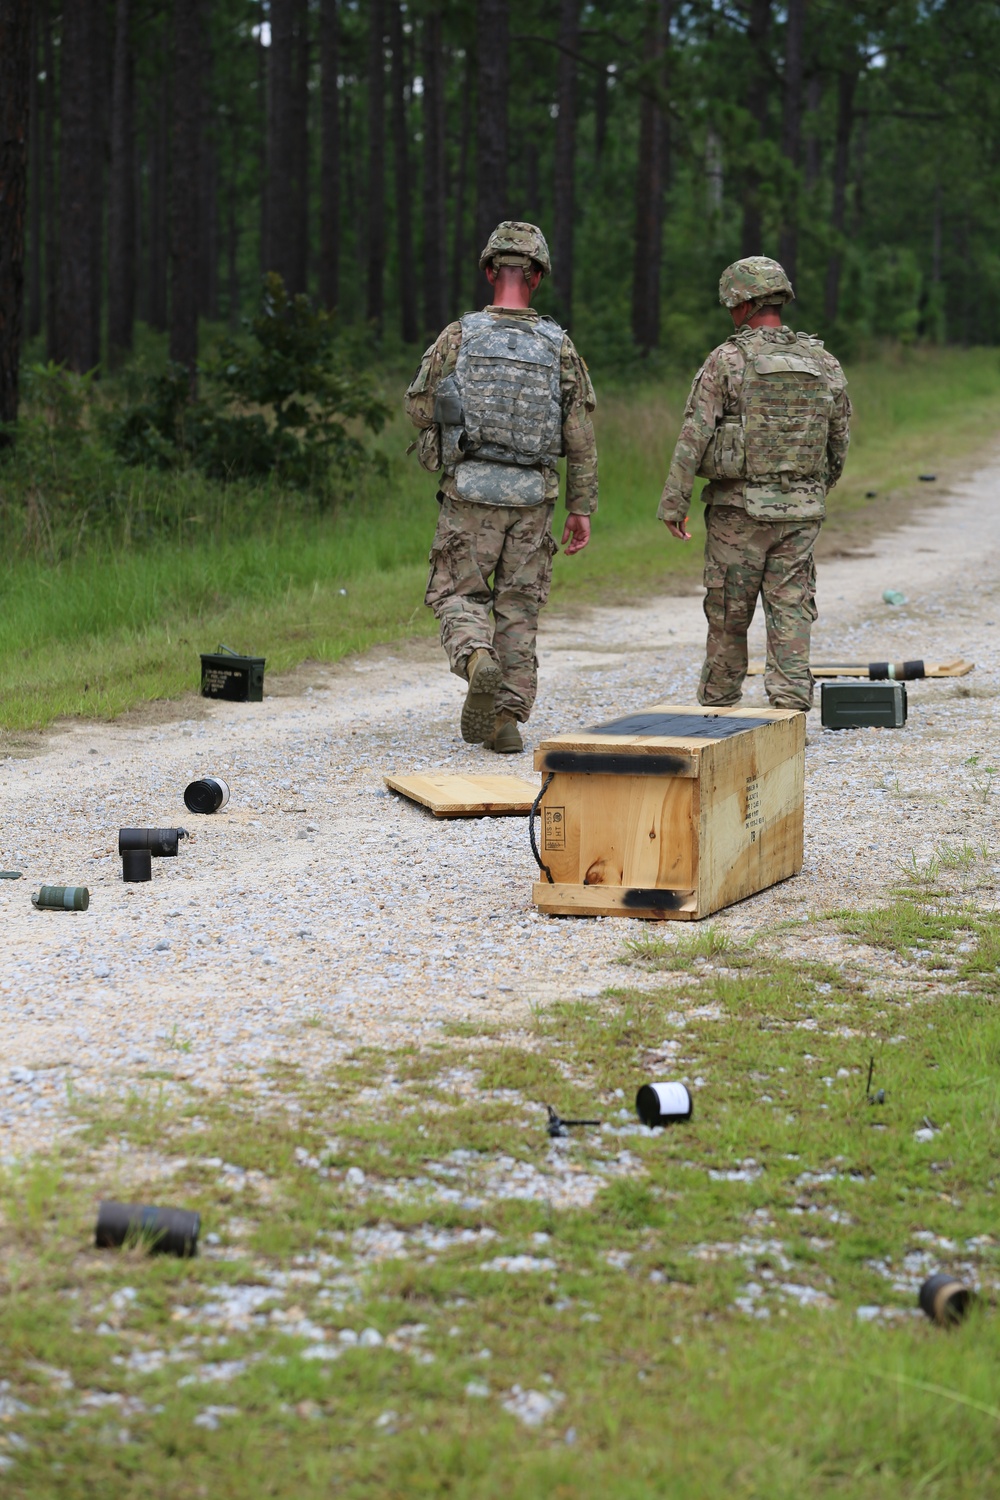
[200,644,265,702]
[820,681,907,730]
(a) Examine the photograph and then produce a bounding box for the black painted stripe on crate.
[621,887,687,910]
[540,750,689,776]
[587,712,772,739]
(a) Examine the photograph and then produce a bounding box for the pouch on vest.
[453,459,547,507]
[434,374,466,470]
[741,343,832,520]
[698,417,745,482]
[417,425,442,473]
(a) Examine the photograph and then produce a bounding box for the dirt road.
[1,464,997,1161]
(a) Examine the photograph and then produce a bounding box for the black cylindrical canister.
[32,885,90,911]
[122,849,152,883]
[118,828,187,857]
[636,1081,693,1127]
[919,1273,974,1326]
[95,1201,200,1257]
[183,776,230,815]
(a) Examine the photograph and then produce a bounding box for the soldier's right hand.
[663,517,692,541]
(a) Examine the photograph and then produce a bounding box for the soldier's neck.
[491,286,534,311]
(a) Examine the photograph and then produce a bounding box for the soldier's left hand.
[663,517,692,541]
[561,515,591,555]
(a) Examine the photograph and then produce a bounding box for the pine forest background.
[1,1,1000,730]
[3,0,1000,407]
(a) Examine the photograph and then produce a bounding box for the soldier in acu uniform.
[405,222,598,754]
[658,256,851,711]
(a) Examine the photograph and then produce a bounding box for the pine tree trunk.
[474,0,509,305]
[631,0,670,352]
[778,0,806,288]
[389,0,417,343]
[27,0,40,339]
[108,0,136,368]
[804,72,822,188]
[551,0,578,327]
[89,0,110,369]
[366,0,386,329]
[42,0,57,355]
[824,66,856,325]
[258,24,269,275]
[226,107,241,328]
[170,0,202,385]
[291,0,309,294]
[55,0,100,372]
[448,51,472,319]
[594,64,609,161]
[740,0,771,256]
[319,0,340,310]
[148,74,169,332]
[267,0,293,286]
[421,4,446,336]
[0,0,31,432]
[200,134,218,319]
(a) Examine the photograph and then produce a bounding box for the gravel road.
[2,463,998,1161]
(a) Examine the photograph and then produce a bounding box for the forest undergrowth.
[0,337,998,732]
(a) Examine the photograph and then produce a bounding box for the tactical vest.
[433,311,564,506]
[703,327,834,520]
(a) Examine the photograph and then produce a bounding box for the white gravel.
[1,459,998,1160]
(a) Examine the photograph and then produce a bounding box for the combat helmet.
[719,256,794,309]
[479,221,552,277]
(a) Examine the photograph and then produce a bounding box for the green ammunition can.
[820,681,908,730]
[32,885,90,911]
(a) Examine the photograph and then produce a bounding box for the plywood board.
[747,658,974,679]
[386,771,539,817]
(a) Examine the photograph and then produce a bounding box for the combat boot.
[485,712,524,754]
[461,649,503,744]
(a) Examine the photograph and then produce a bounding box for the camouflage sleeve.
[824,355,852,489]
[657,351,727,523]
[404,322,462,430]
[560,336,598,515]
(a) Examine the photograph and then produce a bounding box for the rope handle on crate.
[528,772,555,884]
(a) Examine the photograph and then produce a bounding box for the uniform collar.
[482,304,539,319]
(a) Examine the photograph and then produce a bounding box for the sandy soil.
[1,462,998,1161]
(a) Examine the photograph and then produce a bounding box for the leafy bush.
[106,274,390,483]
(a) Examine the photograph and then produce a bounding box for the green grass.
[1,342,999,730]
[2,893,998,1497]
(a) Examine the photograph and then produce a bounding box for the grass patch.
[620,923,751,971]
[1,900,999,1495]
[1,344,999,730]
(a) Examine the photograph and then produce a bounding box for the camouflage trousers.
[424,496,558,722]
[698,504,821,711]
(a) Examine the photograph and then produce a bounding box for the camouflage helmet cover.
[718,255,795,309]
[479,221,552,277]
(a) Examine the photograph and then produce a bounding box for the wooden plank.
[532,881,699,920]
[747,658,975,679]
[385,772,539,817]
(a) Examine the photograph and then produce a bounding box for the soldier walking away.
[657,257,851,711]
[405,222,598,754]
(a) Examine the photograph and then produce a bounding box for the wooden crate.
[531,704,804,920]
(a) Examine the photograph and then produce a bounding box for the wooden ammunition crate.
[532,704,804,920]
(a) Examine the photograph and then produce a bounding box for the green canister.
[32,885,90,911]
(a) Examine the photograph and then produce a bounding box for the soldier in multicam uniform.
[658,256,851,711]
[405,222,598,754]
